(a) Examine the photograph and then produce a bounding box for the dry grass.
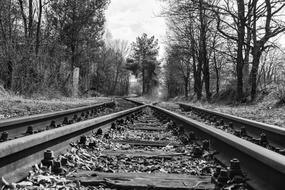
[0,95,111,120]
[185,102,285,127]
[187,90,285,127]
[131,96,285,128]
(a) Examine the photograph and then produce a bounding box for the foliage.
[163,46,189,98]
[126,33,160,95]
[163,0,220,100]
[0,0,129,97]
[275,85,285,106]
[89,38,130,96]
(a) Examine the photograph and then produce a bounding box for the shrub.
[274,85,285,106]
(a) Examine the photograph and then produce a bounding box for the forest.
[1,0,285,104]
[162,0,285,103]
[0,0,131,97]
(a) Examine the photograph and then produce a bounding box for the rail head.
[123,98,145,106]
[0,101,115,128]
[178,102,285,135]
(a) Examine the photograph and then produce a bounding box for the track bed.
[1,108,248,190]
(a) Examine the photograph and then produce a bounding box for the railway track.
[0,98,136,142]
[178,103,285,155]
[0,100,284,190]
[122,97,145,106]
[128,98,284,189]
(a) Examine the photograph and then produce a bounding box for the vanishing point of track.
[0,98,284,190]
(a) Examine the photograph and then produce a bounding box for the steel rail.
[178,102,285,150]
[0,105,146,183]
[2,99,283,190]
[123,97,145,106]
[0,101,115,139]
[150,105,285,190]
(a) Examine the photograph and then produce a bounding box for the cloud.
[105,0,167,57]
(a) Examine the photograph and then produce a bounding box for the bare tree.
[163,0,220,100]
[250,0,285,100]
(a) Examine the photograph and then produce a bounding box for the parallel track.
[178,102,285,153]
[0,105,145,183]
[122,97,145,106]
[0,101,115,141]
[0,99,284,190]
[0,98,137,142]
[151,105,285,190]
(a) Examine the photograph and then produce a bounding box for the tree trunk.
[6,60,13,89]
[18,0,28,38]
[184,77,189,98]
[250,1,259,101]
[243,1,252,94]
[111,59,120,95]
[72,67,80,97]
[213,54,219,94]
[28,0,33,38]
[250,46,262,101]
[236,0,245,101]
[189,76,192,95]
[199,0,210,101]
[203,58,210,100]
[196,59,202,100]
[142,68,145,95]
[192,48,198,97]
[236,59,244,100]
[35,0,42,55]
[70,43,78,96]
[111,73,119,95]
[194,28,202,100]
[216,72,219,94]
[243,60,250,93]
[195,57,202,100]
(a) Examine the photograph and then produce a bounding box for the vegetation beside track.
[129,97,285,128]
[0,96,111,120]
[174,101,285,128]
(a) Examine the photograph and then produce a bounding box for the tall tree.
[126,33,160,95]
[49,0,109,96]
[215,0,285,101]
[249,0,285,100]
[0,0,121,97]
[215,0,246,101]
[0,0,19,89]
[163,0,218,100]
[165,44,191,98]
[198,0,211,100]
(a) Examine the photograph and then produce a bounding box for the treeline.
[126,33,161,96]
[0,0,129,97]
[163,0,285,102]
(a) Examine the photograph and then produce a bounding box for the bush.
[214,87,236,103]
[30,87,65,100]
[274,85,285,106]
[0,85,6,96]
[0,81,9,97]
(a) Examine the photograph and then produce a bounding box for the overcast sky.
[105,0,285,57]
[105,0,167,58]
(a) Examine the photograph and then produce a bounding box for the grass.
[183,101,285,128]
[0,95,111,120]
[183,90,285,127]
[130,94,285,128]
